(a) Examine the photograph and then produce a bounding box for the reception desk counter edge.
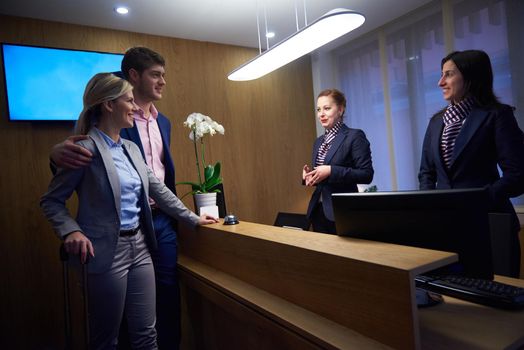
[177,221,524,350]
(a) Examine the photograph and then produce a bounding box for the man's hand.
[51,135,93,169]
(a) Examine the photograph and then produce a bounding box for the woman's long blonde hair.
[75,73,133,135]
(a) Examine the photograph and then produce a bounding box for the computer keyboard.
[415,274,524,310]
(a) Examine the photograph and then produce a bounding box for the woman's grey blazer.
[41,129,200,273]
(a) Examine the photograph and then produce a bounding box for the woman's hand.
[64,231,94,264]
[305,165,331,186]
[198,214,220,225]
[302,164,311,180]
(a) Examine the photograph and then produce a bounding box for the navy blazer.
[419,104,524,231]
[120,112,177,195]
[307,124,374,221]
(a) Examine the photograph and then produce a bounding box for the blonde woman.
[41,73,218,349]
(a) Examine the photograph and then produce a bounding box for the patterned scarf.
[316,120,343,166]
[440,97,474,168]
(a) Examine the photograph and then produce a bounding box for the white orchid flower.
[184,112,199,128]
[179,112,225,198]
[184,112,225,140]
[213,122,225,135]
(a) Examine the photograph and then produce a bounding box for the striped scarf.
[316,120,343,166]
[440,97,474,168]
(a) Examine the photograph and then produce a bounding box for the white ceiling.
[0,0,432,50]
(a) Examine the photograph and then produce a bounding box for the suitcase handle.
[60,244,69,262]
[60,243,90,264]
[60,243,90,350]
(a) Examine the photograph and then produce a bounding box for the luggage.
[60,244,90,350]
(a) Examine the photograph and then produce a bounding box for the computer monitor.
[332,188,493,279]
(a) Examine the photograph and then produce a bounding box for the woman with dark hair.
[303,88,374,234]
[419,50,524,277]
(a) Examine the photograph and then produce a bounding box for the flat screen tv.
[332,188,493,279]
[1,43,123,121]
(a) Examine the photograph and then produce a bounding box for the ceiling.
[0,0,432,50]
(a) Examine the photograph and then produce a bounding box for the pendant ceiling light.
[228,8,365,81]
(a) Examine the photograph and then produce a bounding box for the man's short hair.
[121,47,165,80]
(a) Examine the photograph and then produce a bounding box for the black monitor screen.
[1,43,123,121]
[332,188,493,279]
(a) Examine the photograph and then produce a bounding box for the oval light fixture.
[228,8,365,81]
[115,6,129,15]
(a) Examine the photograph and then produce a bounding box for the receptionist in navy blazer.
[419,50,524,277]
[303,89,374,234]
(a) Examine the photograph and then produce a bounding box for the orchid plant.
[177,112,225,198]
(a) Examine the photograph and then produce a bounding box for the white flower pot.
[194,192,218,217]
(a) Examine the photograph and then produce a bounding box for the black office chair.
[273,212,310,231]
[193,183,227,218]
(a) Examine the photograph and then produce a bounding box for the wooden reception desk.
[178,221,524,350]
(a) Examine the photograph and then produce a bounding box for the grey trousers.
[88,230,158,350]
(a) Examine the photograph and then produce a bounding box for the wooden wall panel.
[0,14,316,348]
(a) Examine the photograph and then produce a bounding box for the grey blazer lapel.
[450,108,488,167]
[88,129,122,218]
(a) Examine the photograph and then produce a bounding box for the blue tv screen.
[1,43,124,121]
